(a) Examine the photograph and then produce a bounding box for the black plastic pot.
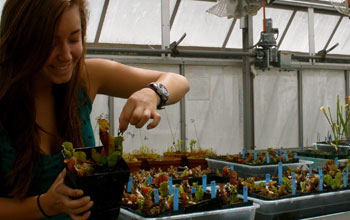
[63,146,130,220]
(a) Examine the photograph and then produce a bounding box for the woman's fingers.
[57,182,84,198]
[147,111,161,130]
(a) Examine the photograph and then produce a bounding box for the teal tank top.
[0,89,95,220]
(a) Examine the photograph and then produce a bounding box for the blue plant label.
[173,187,179,211]
[309,164,313,175]
[254,150,257,161]
[191,187,196,194]
[242,149,246,159]
[318,167,323,178]
[267,154,270,164]
[169,177,173,195]
[280,147,283,154]
[285,153,288,162]
[292,172,296,195]
[276,151,279,157]
[347,165,349,176]
[265,174,270,183]
[344,172,347,188]
[278,162,283,185]
[294,153,298,159]
[320,177,323,191]
[154,189,159,204]
[202,175,207,192]
[211,181,216,198]
[300,144,304,151]
[335,157,338,166]
[148,176,152,185]
[243,186,248,202]
[127,177,133,193]
[230,164,234,170]
[262,150,264,153]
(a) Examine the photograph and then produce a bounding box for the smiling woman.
[0,0,189,220]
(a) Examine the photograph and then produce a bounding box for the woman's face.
[40,5,83,85]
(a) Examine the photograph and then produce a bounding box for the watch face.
[159,84,169,97]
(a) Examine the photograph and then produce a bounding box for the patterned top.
[0,89,95,220]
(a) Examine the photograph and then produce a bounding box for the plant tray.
[206,158,313,179]
[119,202,259,220]
[298,150,349,160]
[248,189,350,220]
[63,146,130,220]
[316,142,350,154]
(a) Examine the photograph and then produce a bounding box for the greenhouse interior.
[2,0,350,219]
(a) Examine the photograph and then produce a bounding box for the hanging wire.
[164,108,176,146]
[190,119,201,148]
[139,129,145,147]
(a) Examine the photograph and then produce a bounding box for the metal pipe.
[179,64,187,152]
[297,70,303,148]
[292,54,350,62]
[86,47,256,59]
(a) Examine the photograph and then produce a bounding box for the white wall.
[90,62,348,154]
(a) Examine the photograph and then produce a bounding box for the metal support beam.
[297,70,304,148]
[179,64,187,151]
[323,16,343,51]
[241,15,254,149]
[94,0,109,43]
[86,47,255,59]
[346,70,350,97]
[170,0,181,30]
[222,18,237,49]
[277,10,296,49]
[108,96,115,136]
[308,7,315,64]
[161,0,171,49]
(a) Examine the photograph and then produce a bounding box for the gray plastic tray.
[206,158,313,178]
[118,203,260,220]
[248,189,350,220]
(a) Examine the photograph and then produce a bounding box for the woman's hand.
[119,88,161,132]
[40,169,93,220]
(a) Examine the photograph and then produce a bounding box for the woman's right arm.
[0,169,93,220]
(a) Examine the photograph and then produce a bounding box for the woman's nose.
[57,42,72,61]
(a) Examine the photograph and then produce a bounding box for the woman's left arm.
[83,58,190,131]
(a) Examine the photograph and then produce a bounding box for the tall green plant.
[320,95,350,151]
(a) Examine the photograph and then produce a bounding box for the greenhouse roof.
[0,0,349,55]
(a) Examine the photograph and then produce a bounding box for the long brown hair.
[0,0,88,198]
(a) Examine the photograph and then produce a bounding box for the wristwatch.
[146,82,169,109]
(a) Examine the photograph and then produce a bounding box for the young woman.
[0,0,189,219]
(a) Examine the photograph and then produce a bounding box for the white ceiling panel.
[171,0,233,48]
[99,0,162,45]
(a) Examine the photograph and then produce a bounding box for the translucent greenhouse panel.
[313,14,340,54]
[185,65,243,155]
[303,70,345,146]
[279,11,309,53]
[113,64,181,154]
[0,0,5,18]
[225,20,242,49]
[253,8,293,48]
[328,17,350,55]
[99,0,161,45]
[91,94,109,146]
[171,1,233,48]
[254,69,299,149]
[86,0,105,43]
